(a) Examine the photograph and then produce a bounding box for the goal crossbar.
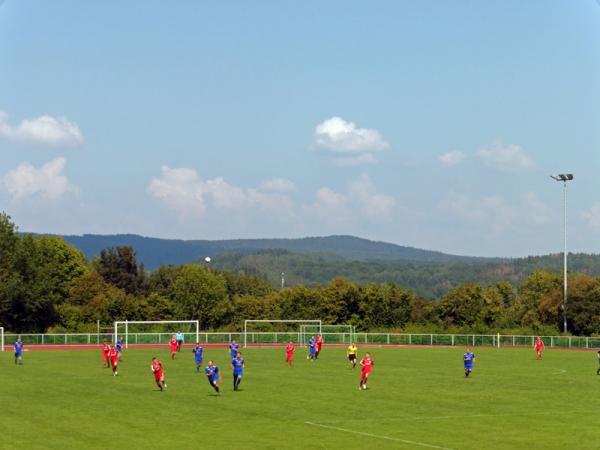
[243,320,321,348]
[114,320,199,349]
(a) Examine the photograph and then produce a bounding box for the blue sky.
[1,0,599,257]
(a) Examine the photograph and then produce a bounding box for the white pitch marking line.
[551,369,567,375]
[305,421,455,450]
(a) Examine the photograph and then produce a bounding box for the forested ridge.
[2,212,600,336]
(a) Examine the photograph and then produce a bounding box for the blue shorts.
[310,348,316,354]
[15,352,22,357]
[233,371,243,378]
[464,365,473,370]
[195,358,203,364]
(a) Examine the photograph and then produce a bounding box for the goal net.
[299,324,356,345]
[114,320,199,349]
[243,320,322,348]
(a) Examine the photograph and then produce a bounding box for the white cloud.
[582,203,600,229]
[148,166,294,219]
[0,111,84,146]
[260,177,296,192]
[477,143,535,172]
[439,150,466,167]
[309,174,395,224]
[2,157,78,202]
[438,191,550,233]
[314,117,388,166]
[350,174,395,219]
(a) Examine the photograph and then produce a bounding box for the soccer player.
[231,351,245,391]
[14,338,24,365]
[534,336,545,360]
[205,360,221,395]
[596,349,600,375]
[307,336,317,360]
[347,343,358,369]
[176,330,184,352]
[170,335,178,360]
[109,345,120,376]
[102,341,110,368]
[359,352,374,390]
[315,334,324,359]
[285,341,295,367]
[463,348,475,377]
[193,343,204,372]
[229,340,240,359]
[115,337,124,362]
[151,357,166,391]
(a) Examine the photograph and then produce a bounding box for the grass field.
[0,345,599,450]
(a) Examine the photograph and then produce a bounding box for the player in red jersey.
[315,334,324,359]
[109,345,120,376]
[151,357,166,391]
[285,341,295,367]
[170,335,178,360]
[102,341,110,368]
[534,336,545,360]
[359,352,374,390]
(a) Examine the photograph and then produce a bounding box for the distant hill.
[55,234,500,268]
[32,233,600,298]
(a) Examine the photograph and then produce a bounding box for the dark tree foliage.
[95,246,143,295]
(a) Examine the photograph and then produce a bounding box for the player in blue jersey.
[205,360,221,395]
[14,338,24,365]
[115,337,124,361]
[229,340,240,359]
[231,351,245,391]
[463,348,475,377]
[597,349,600,375]
[192,343,204,372]
[307,336,317,360]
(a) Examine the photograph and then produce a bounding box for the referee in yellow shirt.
[346,343,358,369]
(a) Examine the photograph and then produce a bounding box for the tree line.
[1,212,599,335]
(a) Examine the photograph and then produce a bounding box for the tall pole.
[281,272,285,289]
[562,181,567,334]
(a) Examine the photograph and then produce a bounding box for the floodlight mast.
[550,174,574,333]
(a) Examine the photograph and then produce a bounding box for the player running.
[229,340,240,359]
[534,337,545,360]
[193,343,204,372]
[151,357,166,391]
[359,352,374,390]
[115,337,124,361]
[307,336,317,360]
[464,348,475,377]
[109,345,120,376]
[205,360,221,395]
[170,335,178,360]
[14,338,24,365]
[176,331,184,352]
[102,341,110,368]
[315,334,324,359]
[347,343,358,369]
[231,351,245,391]
[285,341,295,367]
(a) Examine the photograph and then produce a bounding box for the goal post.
[0,327,3,352]
[299,324,356,345]
[114,320,199,349]
[243,320,322,348]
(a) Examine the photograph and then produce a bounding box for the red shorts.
[361,368,372,378]
[535,347,543,352]
[102,352,109,361]
[111,357,119,366]
[286,353,294,361]
[154,371,164,382]
[170,347,178,353]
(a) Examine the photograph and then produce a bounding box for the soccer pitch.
[0,346,598,450]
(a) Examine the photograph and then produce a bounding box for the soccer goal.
[299,324,356,345]
[243,320,322,348]
[114,320,199,349]
[0,327,3,352]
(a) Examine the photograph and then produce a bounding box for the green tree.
[95,246,144,295]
